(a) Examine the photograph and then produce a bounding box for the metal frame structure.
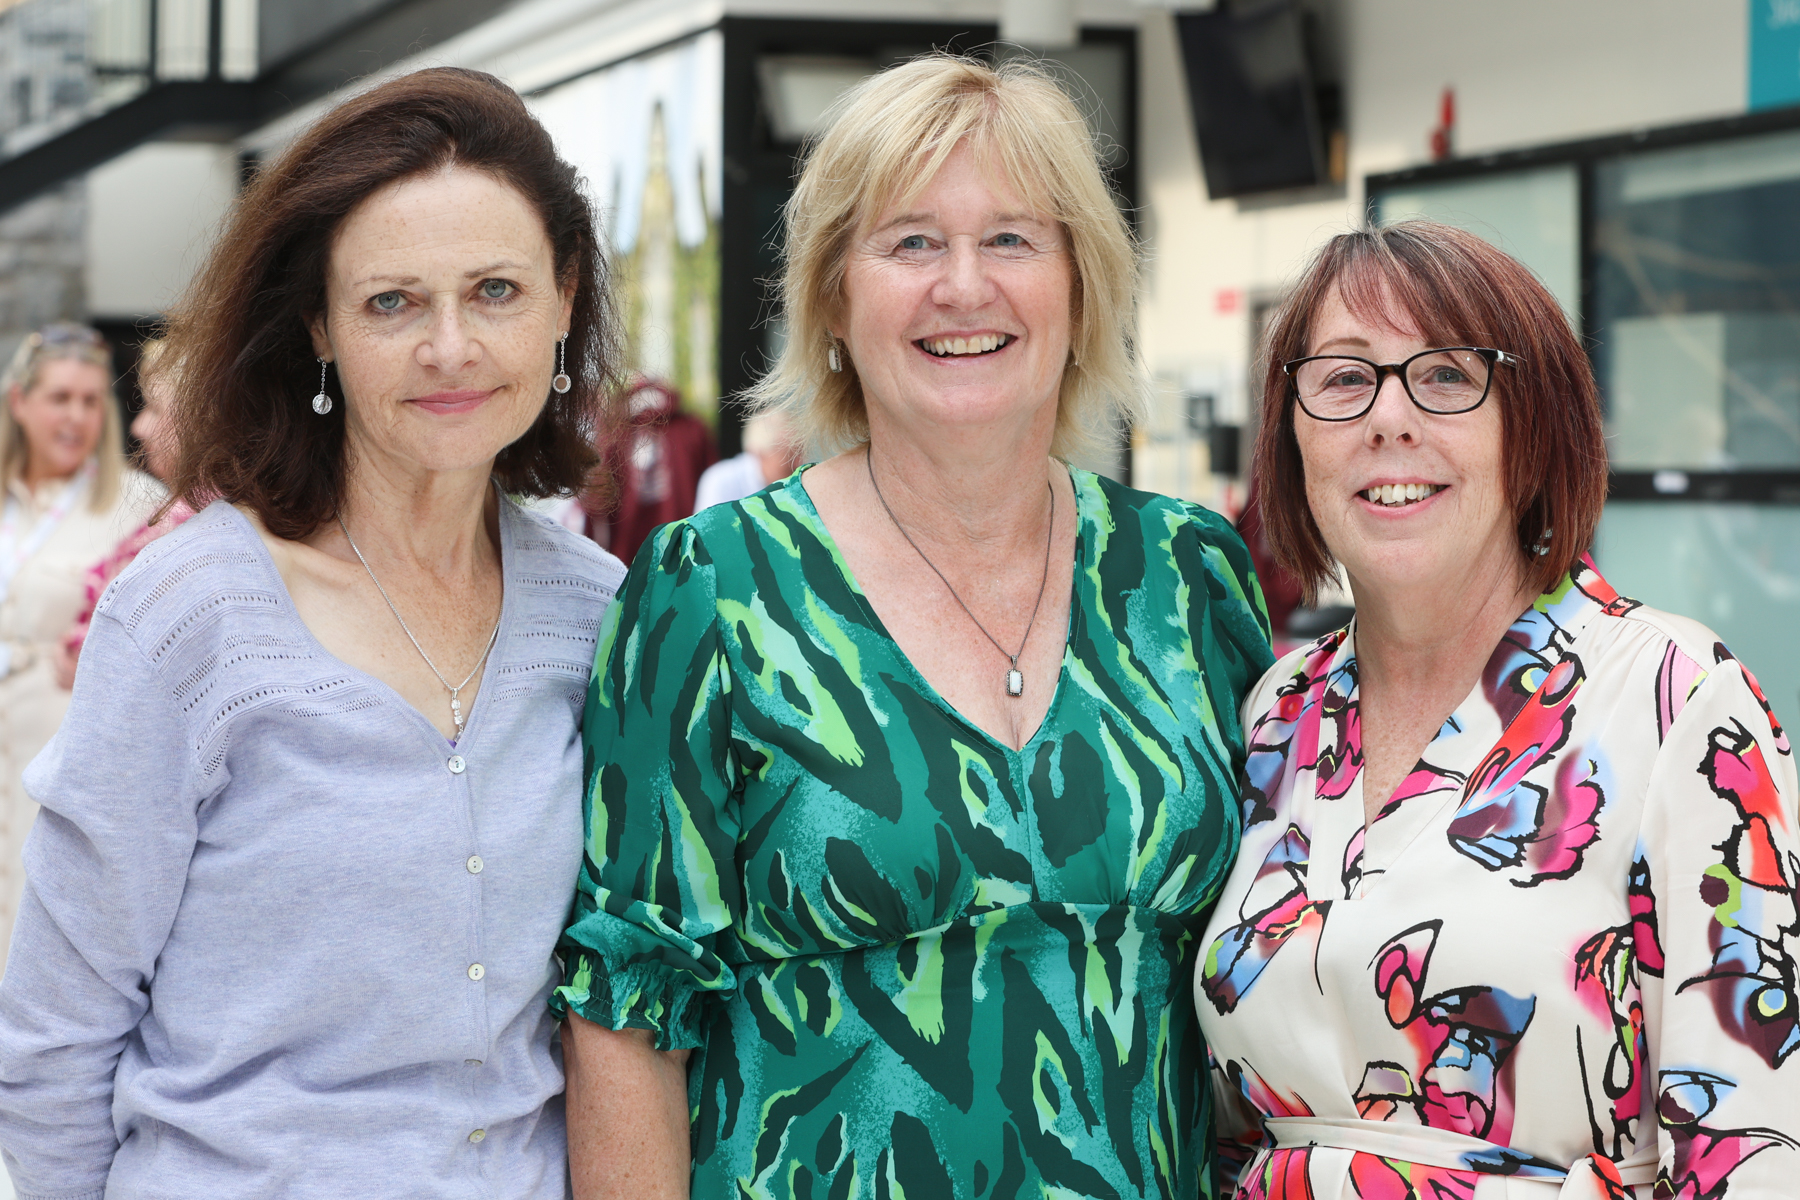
[0,0,505,214]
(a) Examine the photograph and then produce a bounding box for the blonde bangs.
[748,54,1142,462]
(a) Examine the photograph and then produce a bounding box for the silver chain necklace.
[338,514,502,736]
[865,447,1054,699]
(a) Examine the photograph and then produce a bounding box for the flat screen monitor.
[1177,2,1326,198]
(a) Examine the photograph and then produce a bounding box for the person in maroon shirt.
[584,376,716,562]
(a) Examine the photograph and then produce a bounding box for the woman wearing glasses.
[1197,220,1799,1198]
[0,324,156,976]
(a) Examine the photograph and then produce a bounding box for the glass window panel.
[1373,166,1580,321]
[1595,502,1800,732]
[1594,128,1800,471]
[1618,133,1800,203]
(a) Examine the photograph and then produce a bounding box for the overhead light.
[757,56,878,143]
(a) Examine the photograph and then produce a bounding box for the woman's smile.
[1357,480,1450,511]
[916,332,1015,359]
[408,387,496,415]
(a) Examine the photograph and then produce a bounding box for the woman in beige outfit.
[0,326,158,975]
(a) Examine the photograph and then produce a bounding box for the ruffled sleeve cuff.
[552,943,724,1052]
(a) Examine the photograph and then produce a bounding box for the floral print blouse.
[1196,558,1800,1199]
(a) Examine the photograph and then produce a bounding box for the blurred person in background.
[54,338,198,688]
[557,54,1270,1199]
[693,408,803,510]
[0,68,625,1197]
[1198,221,1800,1197]
[583,375,713,561]
[0,323,157,977]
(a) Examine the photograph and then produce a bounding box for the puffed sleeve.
[0,610,207,1197]
[1639,657,1800,1194]
[1176,500,1275,761]
[554,521,742,1050]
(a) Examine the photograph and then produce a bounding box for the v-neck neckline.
[785,465,1084,762]
[222,497,519,753]
[1312,568,1618,899]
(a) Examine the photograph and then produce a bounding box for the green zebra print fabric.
[555,466,1272,1199]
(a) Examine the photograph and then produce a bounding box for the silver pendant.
[551,372,572,394]
[1006,668,1024,697]
[312,391,332,415]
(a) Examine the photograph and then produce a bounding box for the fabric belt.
[1265,1117,1659,1198]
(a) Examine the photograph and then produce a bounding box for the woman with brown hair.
[0,68,625,1197]
[1196,220,1800,1198]
[0,324,157,979]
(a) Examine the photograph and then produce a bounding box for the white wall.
[1133,0,1749,508]
[1350,0,1744,167]
[83,142,240,319]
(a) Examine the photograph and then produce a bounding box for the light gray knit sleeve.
[0,607,205,1200]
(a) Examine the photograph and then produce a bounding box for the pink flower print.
[1710,643,1789,756]
[1447,656,1604,884]
[1656,1070,1798,1199]
[1222,1055,1315,1119]
[1686,720,1800,1068]
[1655,642,1709,744]
[1371,921,1537,1141]
[1202,825,1328,1013]
[1346,1152,1476,1199]
[1233,1147,1315,1200]
[1572,912,1652,1159]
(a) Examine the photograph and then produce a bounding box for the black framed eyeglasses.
[1282,346,1523,422]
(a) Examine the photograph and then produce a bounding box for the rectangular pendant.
[1006,668,1024,697]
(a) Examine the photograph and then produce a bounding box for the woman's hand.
[565,1014,692,1199]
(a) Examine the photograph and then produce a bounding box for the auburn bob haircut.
[162,67,619,539]
[1253,219,1608,602]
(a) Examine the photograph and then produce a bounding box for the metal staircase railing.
[0,0,505,213]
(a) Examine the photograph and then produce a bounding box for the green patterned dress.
[555,466,1272,1199]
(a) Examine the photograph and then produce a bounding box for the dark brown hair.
[1252,219,1608,601]
[163,67,619,539]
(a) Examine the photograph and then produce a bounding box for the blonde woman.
[558,55,1272,1198]
[0,324,156,974]
[55,339,198,687]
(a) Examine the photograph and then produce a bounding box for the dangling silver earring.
[552,333,572,394]
[1530,527,1553,557]
[826,339,843,374]
[311,358,332,415]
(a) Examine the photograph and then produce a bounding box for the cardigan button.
[447,755,466,774]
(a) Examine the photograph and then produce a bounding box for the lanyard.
[0,459,94,608]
